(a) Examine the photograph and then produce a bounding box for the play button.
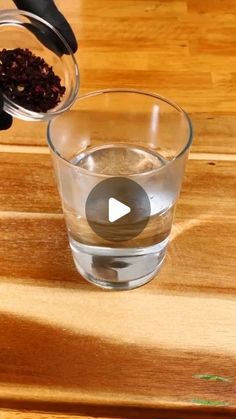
[108,198,131,223]
[85,177,151,242]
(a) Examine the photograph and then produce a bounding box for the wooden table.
[0,0,236,418]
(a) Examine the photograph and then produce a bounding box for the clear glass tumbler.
[47,89,193,290]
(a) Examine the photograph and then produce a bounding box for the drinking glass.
[47,89,193,290]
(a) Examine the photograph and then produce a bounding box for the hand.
[13,0,78,53]
[0,0,78,130]
[0,91,13,130]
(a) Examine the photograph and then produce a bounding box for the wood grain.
[0,410,236,419]
[0,0,236,149]
[0,414,105,419]
[0,0,236,418]
[0,409,235,419]
[0,152,235,417]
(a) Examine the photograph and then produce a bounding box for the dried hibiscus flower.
[0,48,66,113]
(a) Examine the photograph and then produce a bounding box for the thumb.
[0,91,13,130]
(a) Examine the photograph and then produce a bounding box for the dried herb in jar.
[0,48,66,113]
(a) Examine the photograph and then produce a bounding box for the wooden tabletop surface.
[0,0,236,418]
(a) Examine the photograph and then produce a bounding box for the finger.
[0,90,3,112]
[0,90,13,130]
[0,111,13,130]
[13,0,78,54]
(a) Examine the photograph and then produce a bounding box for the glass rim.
[47,88,193,177]
[0,9,80,121]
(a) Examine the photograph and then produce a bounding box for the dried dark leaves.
[0,48,66,113]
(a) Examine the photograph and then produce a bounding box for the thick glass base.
[70,237,168,291]
[76,259,165,290]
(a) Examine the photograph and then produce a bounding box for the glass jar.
[0,9,79,122]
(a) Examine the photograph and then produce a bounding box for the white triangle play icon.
[108,197,131,223]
